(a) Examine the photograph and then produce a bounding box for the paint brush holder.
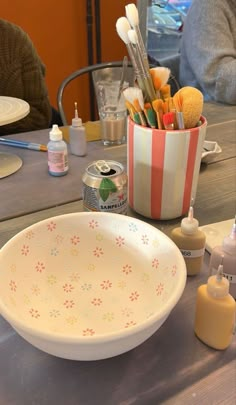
[127,116,207,220]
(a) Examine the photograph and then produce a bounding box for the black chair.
[57,61,134,126]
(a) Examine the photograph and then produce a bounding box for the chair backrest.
[57,61,134,125]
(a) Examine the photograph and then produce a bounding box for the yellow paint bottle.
[171,206,206,276]
[194,261,236,350]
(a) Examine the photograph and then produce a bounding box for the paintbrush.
[117,55,129,103]
[152,99,164,130]
[149,67,171,99]
[163,112,175,130]
[116,17,140,80]
[125,3,150,72]
[123,87,146,126]
[127,29,156,102]
[143,104,157,129]
[116,18,155,102]
[160,84,171,102]
[0,137,47,151]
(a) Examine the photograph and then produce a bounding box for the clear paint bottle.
[171,206,206,276]
[209,217,236,299]
[47,124,69,176]
[194,260,236,350]
[69,102,87,156]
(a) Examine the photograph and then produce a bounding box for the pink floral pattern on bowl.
[0,212,186,360]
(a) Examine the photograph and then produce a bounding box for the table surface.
[0,103,235,223]
[0,102,236,405]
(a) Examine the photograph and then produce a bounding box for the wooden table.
[0,102,235,405]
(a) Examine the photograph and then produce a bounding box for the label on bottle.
[211,267,236,283]
[180,248,205,258]
[48,150,68,173]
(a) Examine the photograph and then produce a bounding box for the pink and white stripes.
[127,117,207,220]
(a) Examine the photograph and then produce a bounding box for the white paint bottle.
[69,102,87,156]
[209,217,236,298]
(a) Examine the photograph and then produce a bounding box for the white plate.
[0,96,30,126]
[0,152,23,179]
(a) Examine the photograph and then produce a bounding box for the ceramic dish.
[201,140,222,163]
[0,212,186,360]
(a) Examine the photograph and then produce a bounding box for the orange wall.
[1,1,134,124]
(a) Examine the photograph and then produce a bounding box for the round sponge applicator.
[173,86,203,129]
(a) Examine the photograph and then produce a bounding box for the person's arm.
[0,29,52,135]
[181,0,236,105]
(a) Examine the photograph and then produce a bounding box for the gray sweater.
[179,0,236,105]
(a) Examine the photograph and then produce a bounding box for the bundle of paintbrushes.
[116,3,204,130]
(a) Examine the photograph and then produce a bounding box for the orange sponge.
[173,86,203,129]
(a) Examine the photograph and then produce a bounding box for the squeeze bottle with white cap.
[194,259,236,350]
[171,206,206,276]
[69,102,87,156]
[47,124,68,176]
[209,217,236,299]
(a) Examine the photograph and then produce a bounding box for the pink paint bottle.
[209,217,236,299]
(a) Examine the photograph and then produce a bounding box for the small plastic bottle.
[209,217,236,299]
[194,260,236,350]
[47,124,69,176]
[171,206,206,276]
[69,102,87,156]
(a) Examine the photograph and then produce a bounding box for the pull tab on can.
[95,160,110,174]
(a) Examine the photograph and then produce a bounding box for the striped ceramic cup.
[127,116,207,220]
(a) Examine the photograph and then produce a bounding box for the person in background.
[0,18,52,135]
[179,0,236,105]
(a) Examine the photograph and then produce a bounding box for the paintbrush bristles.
[123,87,144,109]
[116,17,131,44]
[150,67,171,92]
[125,4,139,27]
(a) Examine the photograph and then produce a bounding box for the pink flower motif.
[93,247,104,258]
[83,328,95,336]
[63,283,74,293]
[70,235,80,245]
[100,280,112,290]
[152,258,159,269]
[124,320,137,328]
[29,308,40,319]
[172,265,177,276]
[129,291,139,301]
[122,264,132,275]
[91,298,102,306]
[47,221,56,232]
[141,234,149,245]
[89,220,99,229]
[63,300,75,309]
[21,244,29,256]
[116,236,125,247]
[9,280,17,292]
[156,283,164,296]
[35,261,45,273]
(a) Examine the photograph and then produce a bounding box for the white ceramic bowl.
[0,212,186,360]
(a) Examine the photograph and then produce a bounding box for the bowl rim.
[0,212,187,343]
